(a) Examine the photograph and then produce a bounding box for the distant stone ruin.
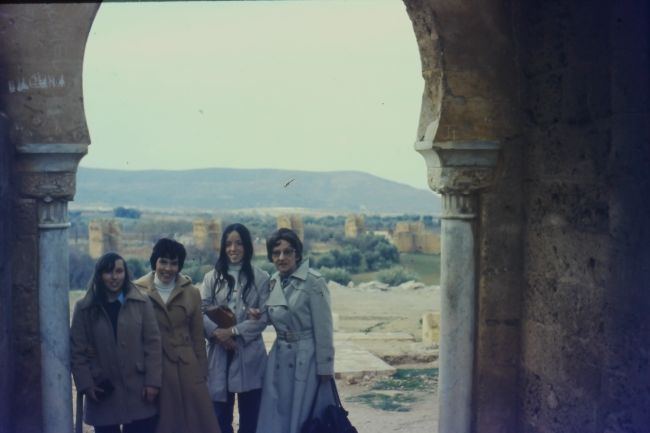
[344,214,365,238]
[193,219,222,251]
[88,220,122,258]
[393,221,440,254]
[277,214,304,241]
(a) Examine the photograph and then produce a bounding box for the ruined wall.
[277,214,304,241]
[518,1,650,432]
[193,219,221,251]
[88,219,122,258]
[0,4,99,432]
[393,221,440,253]
[0,114,13,433]
[344,214,365,238]
[404,1,525,432]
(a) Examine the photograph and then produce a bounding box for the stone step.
[262,330,397,379]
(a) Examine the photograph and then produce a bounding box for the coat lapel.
[166,279,185,306]
[265,276,288,307]
[136,272,171,324]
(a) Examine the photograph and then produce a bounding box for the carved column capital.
[415,123,500,219]
[38,197,70,230]
[14,142,87,200]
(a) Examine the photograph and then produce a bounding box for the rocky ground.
[327,281,440,432]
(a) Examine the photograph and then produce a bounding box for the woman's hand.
[213,328,233,343]
[247,308,262,320]
[142,386,159,403]
[212,328,237,351]
[84,385,104,402]
[220,339,237,351]
[318,374,333,384]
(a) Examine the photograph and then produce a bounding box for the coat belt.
[276,330,312,342]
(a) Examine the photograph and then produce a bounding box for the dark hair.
[90,252,131,304]
[149,238,186,271]
[213,223,255,301]
[266,228,303,264]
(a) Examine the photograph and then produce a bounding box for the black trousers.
[93,415,157,433]
[213,388,262,433]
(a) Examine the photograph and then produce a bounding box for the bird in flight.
[283,178,295,188]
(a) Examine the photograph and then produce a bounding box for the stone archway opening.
[77,1,441,432]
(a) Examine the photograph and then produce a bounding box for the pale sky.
[81,0,428,190]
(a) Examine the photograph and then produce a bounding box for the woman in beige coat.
[70,252,161,433]
[134,238,220,433]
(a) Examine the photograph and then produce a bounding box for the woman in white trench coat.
[200,223,270,433]
[255,228,335,433]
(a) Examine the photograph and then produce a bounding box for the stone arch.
[2,2,649,433]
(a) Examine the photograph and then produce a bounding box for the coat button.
[276,364,280,369]
[287,344,292,349]
[289,363,294,368]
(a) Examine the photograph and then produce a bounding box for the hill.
[74,167,441,214]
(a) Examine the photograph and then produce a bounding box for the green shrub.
[318,267,352,285]
[257,261,277,276]
[377,266,419,286]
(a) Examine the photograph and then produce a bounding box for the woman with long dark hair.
[70,252,162,433]
[199,223,270,433]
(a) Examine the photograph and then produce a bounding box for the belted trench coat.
[70,285,162,427]
[255,260,335,433]
[134,272,220,433]
[199,265,271,402]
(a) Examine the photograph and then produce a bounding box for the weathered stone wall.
[404,2,526,431]
[344,214,365,238]
[193,218,221,251]
[393,221,440,253]
[0,114,14,433]
[88,219,122,258]
[277,214,304,241]
[0,4,99,432]
[518,1,650,432]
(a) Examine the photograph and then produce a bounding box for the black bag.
[301,378,358,433]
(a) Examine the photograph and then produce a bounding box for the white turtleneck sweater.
[227,263,242,311]
[154,273,176,303]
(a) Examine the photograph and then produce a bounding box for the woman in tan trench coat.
[70,252,161,433]
[255,229,335,433]
[134,238,220,433]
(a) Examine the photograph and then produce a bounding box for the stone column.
[415,124,499,433]
[15,143,87,433]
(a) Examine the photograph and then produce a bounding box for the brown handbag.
[205,305,237,328]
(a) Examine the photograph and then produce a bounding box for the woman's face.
[102,259,125,295]
[271,239,298,276]
[225,230,245,265]
[155,257,179,284]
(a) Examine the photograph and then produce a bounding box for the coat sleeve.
[234,271,271,344]
[189,287,209,377]
[141,296,162,388]
[199,272,219,338]
[308,274,335,376]
[69,302,98,392]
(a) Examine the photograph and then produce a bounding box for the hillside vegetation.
[75,167,441,214]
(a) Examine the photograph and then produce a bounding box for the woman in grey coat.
[199,223,270,433]
[255,228,335,433]
[70,252,162,433]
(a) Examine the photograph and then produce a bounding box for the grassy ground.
[351,253,440,285]
[348,368,438,412]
